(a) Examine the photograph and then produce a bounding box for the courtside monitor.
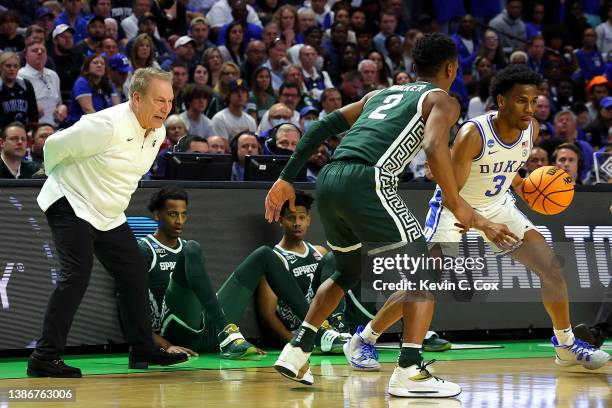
[244,155,307,182]
[164,152,233,181]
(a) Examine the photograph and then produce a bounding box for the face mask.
[303,119,314,132]
[271,118,289,127]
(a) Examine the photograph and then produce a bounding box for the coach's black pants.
[32,197,154,360]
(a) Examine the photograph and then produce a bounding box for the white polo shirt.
[18,64,62,126]
[37,102,165,231]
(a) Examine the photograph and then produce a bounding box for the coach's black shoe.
[574,323,607,349]
[27,355,82,378]
[128,348,189,369]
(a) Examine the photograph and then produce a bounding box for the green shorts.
[316,160,425,252]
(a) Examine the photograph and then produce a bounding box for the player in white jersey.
[343,64,609,373]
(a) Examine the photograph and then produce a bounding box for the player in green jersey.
[265,33,517,397]
[140,187,262,360]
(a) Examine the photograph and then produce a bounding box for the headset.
[229,131,262,161]
[262,123,303,155]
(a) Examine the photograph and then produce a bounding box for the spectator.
[230,130,261,180]
[30,123,55,168]
[257,102,295,133]
[339,70,363,105]
[552,77,576,112]
[262,21,279,49]
[35,8,56,40]
[297,8,317,41]
[19,25,55,71]
[584,96,612,149]
[527,35,547,75]
[573,102,591,130]
[467,73,495,119]
[128,34,161,73]
[368,50,392,88]
[393,71,412,85]
[247,66,275,123]
[202,47,224,88]
[298,45,331,101]
[217,0,263,49]
[284,65,315,109]
[0,11,23,52]
[211,79,256,139]
[355,28,374,61]
[288,26,324,68]
[595,4,612,56]
[107,53,131,102]
[298,105,318,133]
[322,22,349,82]
[18,42,67,127]
[358,59,377,93]
[161,35,197,71]
[0,122,40,179]
[207,61,240,117]
[525,146,550,175]
[327,3,355,44]
[180,83,214,138]
[272,4,299,47]
[218,22,245,66]
[306,143,329,182]
[190,16,214,63]
[74,16,105,56]
[263,37,289,91]
[373,11,402,56]
[535,94,554,136]
[241,40,266,87]
[509,50,528,64]
[121,0,156,41]
[88,0,112,19]
[318,87,342,119]
[48,24,80,103]
[262,123,301,155]
[104,18,123,48]
[0,52,38,128]
[551,110,594,182]
[305,0,333,31]
[488,0,527,53]
[451,15,479,76]
[477,29,507,71]
[125,13,171,62]
[573,27,605,83]
[525,2,545,40]
[565,1,592,49]
[585,76,610,122]
[206,135,227,154]
[101,36,119,58]
[552,142,582,183]
[207,0,262,38]
[349,7,367,33]
[170,62,189,112]
[152,114,187,177]
[184,135,209,153]
[66,53,119,126]
[384,35,405,75]
[191,63,210,87]
[53,0,88,43]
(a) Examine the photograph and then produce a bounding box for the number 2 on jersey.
[485,175,507,197]
[368,94,403,119]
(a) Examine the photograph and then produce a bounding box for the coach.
[27,67,188,378]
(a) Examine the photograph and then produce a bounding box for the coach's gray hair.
[129,67,173,99]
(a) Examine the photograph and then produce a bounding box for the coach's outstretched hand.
[265,179,296,222]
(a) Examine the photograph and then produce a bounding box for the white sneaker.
[552,336,610,370]
[343,325,381,371]
[274,343,314,385]
[313,327,350,354]
[388,360,461,398]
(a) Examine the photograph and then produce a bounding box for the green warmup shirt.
[271,243,324,331]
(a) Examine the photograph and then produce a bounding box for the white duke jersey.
[455,112,532,209]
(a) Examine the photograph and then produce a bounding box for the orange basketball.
[523,166,575,215]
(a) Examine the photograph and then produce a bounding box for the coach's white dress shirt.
[37,102,165,231]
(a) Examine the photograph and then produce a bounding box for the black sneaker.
[27,355,82,378]
[128,348,189,369]
[574,323,607,349]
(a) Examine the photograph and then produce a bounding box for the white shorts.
[423,192,536,254]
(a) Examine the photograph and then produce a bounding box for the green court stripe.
[1,340,608,380]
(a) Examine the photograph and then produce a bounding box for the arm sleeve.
[280,110,350,183]
[43,109,115,174]
[73,77,92,100]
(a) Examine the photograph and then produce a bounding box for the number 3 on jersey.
[485,175,507,197]
[369,94,403,119]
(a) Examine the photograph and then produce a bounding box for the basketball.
[523,166,575,215]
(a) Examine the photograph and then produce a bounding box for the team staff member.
[28,67,188,378]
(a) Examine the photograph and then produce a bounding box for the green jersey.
[271,243,324,331]
[333,82,440,177]
[138,234,187,332]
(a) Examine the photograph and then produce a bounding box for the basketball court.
[1,340,610,407]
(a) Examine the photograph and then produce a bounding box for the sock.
[398,343,423,368]
[360,322,380,345]
[554,327,575,346]
[290,322,317,352]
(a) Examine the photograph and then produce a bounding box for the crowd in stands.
[0,0,610,183]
